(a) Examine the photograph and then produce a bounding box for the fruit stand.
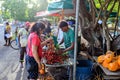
[43,47,73,80]
[42,53,73,80]
[93,51,120,80]
[45,59,73,80]
[41,38,74,80]
[38,72,55,80]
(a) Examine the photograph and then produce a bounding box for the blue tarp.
[47,0,74,11]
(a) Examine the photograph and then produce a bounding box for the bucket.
[76,60,93,80]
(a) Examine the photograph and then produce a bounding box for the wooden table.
[93,56,120,80]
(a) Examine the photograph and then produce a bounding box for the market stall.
[41,37,74,80]
[35,10,61,17]
[35,0,84,80]
[45,59,74,80]
[38,71,55,80]
[93,51,120,80]
[47,0,75,21]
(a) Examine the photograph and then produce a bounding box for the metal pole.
[73,0,80,80]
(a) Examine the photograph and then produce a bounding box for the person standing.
[58,20,75,80]
[4,22,12,46]
[18,21,30,68]
[26,22,52,80]
[59,20,75,58]
[44,22,51,37]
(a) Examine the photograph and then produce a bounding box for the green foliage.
[94,0,119,12]
[1,0,48,21]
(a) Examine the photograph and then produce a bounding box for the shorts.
[25,55,38,79]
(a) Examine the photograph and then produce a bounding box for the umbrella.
[47,0,74,10]
[47,0,75,18]
[35,10,61,17]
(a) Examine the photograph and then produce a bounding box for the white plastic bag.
[5,32,12,38]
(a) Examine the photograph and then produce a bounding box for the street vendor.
[58,20,75,80]
[58,20,75,58]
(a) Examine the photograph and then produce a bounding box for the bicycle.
[10,27,20,50]
[10,36,20,50]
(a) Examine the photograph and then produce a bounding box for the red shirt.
[27,32,42,58]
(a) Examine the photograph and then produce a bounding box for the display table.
[45,60,73,67]
[38,72,55,80]
[45,59,74,80]
[93,56,120,80]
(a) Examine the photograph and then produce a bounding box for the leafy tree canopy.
[94,0,119,12]
[1,0,48,21]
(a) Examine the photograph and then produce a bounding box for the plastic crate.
[76,60,93,80]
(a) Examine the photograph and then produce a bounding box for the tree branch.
[113,1,120,38]
[89,0,98,23]
[95,0,111,28]
[91,0,98,14]
[98,0,102,6]
[105,0,117,21]
[79,0,92,22]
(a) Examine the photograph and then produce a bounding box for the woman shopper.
[26,22,52,80]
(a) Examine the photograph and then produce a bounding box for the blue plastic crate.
[76,60,93,80]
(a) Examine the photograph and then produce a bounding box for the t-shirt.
[63,28,75,57]
[27,32,42,58]
[5,25,11,33]
[57,28,65,48]
[18,28,28,47]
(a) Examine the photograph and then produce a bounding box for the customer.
[18,21,30,68]
[4,22,12,46]
[26,22,52,80]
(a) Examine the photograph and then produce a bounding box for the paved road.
[0,25,27,80]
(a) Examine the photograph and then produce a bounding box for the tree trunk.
[78,0,120,55]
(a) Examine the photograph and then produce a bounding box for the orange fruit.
[39,69,45,75]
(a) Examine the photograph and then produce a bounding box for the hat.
[25,21,30,27]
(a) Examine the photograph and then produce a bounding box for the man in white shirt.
[18,21,30,68]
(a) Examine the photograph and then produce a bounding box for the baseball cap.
[25,21,30,27]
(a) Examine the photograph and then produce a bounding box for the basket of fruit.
[42,40,68,65]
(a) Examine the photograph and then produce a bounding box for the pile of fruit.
[97,51,120,71]
[43,40,68,65]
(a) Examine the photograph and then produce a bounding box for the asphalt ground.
[0,25,28,80]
